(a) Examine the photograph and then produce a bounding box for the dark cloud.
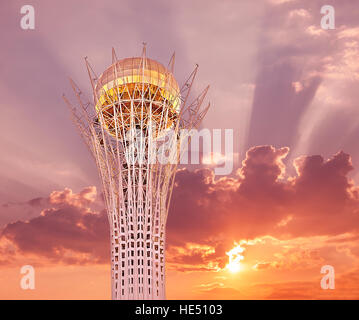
[1,146,359,270]
[1,187,109,265]
[168,145,359,245]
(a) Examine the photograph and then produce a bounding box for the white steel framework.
[63,45,210,300]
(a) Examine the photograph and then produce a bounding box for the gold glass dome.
[94,57,180,139]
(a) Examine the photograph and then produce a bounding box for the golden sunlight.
[225,243,245,273]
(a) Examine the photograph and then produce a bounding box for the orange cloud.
[2,146,359,299]
[0,187,109,266]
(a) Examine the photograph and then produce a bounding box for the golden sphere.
[94,57,180,139]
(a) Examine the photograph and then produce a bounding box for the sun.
[225,243,245,273]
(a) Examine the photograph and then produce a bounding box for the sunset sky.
[1,0,359,299]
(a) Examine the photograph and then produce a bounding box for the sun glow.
[225,244,245,273]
